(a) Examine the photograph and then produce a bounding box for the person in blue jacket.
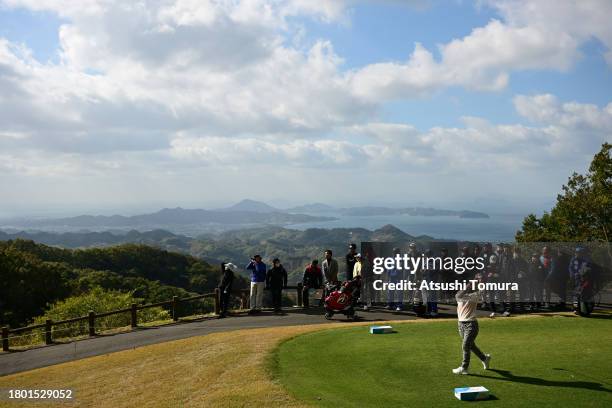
[246,254,267,314]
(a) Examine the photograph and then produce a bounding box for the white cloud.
[514,94,612,130]
[165,95,610,175]
[0,0,611,211]
[350,0,612,101]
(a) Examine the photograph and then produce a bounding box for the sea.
[287,213,526,243]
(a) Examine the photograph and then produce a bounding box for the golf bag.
[324,277,361,320]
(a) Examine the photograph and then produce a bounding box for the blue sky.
[3,1,611,130]
[0,0,610,216]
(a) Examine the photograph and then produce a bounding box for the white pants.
[250,282,265,310]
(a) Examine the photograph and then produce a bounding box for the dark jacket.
[529,260,546,282]
[302,265,323,288]
[267,265,288,288]
[219,269,234,293]
[513,256,529,280]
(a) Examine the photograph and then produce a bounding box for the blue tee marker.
[369,325,393,334]
[454,386,490,401]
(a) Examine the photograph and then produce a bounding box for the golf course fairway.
[270,314,612,407]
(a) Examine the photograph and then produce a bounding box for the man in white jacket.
[452,289,492,375]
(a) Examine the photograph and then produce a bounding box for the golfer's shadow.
[470,369,612,393]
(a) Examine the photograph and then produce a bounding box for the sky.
[0,0,611,217]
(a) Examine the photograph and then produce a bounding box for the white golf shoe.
[452,367,469,375]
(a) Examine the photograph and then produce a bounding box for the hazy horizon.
[0,197,551,220]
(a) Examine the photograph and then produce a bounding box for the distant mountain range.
[1,200,335,234]
[336,206,489,218]
[0,199,489,236]
[285,203,337,213]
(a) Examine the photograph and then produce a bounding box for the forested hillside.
[0,225,435,287]
[0,240,245,328]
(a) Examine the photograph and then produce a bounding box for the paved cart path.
[0,306,478,377]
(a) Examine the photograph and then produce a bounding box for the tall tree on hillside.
[516,143,611,243]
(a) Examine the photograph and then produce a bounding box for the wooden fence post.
[2,327,8,352]
[297,283,303,307]
[45,319,52,345]
[88,311,96,337]
[172,296,179,321]
[214,288,221,315]
[131,303,138,328]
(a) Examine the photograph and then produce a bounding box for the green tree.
[516,143,611,243]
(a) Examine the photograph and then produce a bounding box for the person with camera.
[246,254,267,314]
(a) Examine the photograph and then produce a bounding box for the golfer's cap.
[349,243,357,249]
[253,254,261,259]
[225,263,238,271]
[409,242,417,248]
[575,246,585,252]
[355,253,362,258]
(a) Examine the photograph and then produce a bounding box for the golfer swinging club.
[453,288,491,375]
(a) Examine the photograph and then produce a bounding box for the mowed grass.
[271,314,612,408]
[0,325,320,408]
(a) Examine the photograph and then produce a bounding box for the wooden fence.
[1,284,304,352]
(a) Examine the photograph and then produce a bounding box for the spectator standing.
[407,242,421,310]
[345,243,358,281]
[352,253,371,310]
[481,243,494,267]
[569,246,592,314]
[486,254,499,317]
[512,247,529,312]
[302,260,323,308]
[386,247,404,311]
[218,262,236,318]
[440,248,453,303]
[540,246,555,308]
[246,255,267,314]
[322,249,339,284]
[500,244,515,317]
[423,249,439,317]
[321,250,339,306]
[528,252,545,310]
[267,258,287,313]
[552,248,571,309]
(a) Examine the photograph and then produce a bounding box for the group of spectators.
[217,242,598,318]
[217,244,364,317]
[373,242,598,318]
